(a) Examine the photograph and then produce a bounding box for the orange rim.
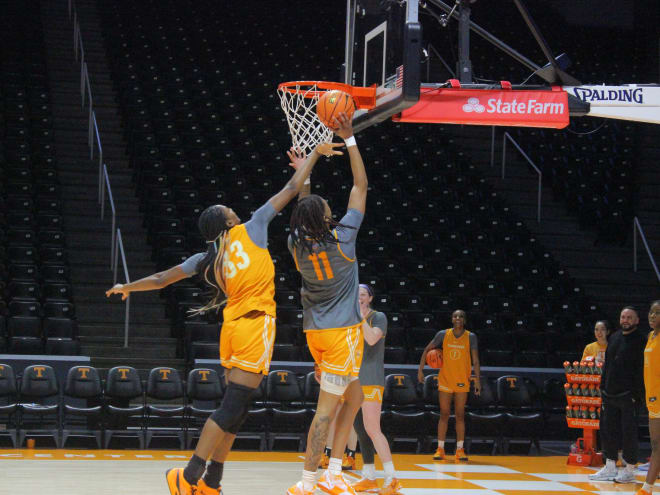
[278,81,377,110]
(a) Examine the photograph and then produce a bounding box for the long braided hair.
[290,194,354,253]
[193,205,230,313]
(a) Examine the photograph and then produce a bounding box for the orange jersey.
[221,223,276,322]
[437,328,475,392]
[582,341,607,365]
[644,331,660,417]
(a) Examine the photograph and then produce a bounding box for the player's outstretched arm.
[269,142,343,213]
[106,265,190,301]
[287,146,312,200]
[333,113,367,214]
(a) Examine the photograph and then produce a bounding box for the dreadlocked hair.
[191,205,230,315]
[290,194,355,253]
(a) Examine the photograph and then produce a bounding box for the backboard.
[344,0,421,132]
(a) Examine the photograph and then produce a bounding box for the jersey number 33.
[223,240,251,279]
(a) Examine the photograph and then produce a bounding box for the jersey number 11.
[308,251,334,281]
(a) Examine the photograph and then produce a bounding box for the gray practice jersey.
[180,252,204,276]
[359,310,388,387]
[288,209,363,331]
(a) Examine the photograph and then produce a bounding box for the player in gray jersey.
[287,113,368,495]
[350,284,402,495]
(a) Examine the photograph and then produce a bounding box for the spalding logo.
[651,397,656,403]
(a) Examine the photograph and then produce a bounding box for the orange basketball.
[426,348,443,369]
[316,90,356,129]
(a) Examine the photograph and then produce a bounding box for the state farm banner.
[393,87,570,128]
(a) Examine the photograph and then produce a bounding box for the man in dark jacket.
[590,306,646,483]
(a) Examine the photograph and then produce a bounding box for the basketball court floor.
[0,449,646,494]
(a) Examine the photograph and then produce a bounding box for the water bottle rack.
[565,367,603,467]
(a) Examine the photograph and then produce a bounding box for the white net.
[278,83,334,156]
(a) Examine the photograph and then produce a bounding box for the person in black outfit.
[590,306,646,483]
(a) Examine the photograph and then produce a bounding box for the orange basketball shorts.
[647,394,660,418]
[220,312,275,375]
[305,325,363,377]
[437,372,470,394]
[362,385,384,403]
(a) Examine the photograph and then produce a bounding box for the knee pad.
[320,371,354,395]
[209,381,255,434]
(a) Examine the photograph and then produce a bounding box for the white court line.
[530,473,601,482]
[368,470,456,480]
[468,480,589,491]
[416,463,521,474]
[400,490,502,495]
[532,473,643,482]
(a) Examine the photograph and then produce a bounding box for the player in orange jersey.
[636,300,660,495]
[418,309,480,462]
[107,141,342,495]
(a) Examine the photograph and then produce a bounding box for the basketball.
[316,90,356,129]
[426,348,443,369]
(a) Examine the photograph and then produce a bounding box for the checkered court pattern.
[0,450,646,494]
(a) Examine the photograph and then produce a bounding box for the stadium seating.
[61,366,104,448]
[145,367,186,449]
[17,364,61,447]
[103,366,145,449]
[0,364,19,447]
[0,0,79,357]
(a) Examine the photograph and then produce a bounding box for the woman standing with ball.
[418,309,481,462]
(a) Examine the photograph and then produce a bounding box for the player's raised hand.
[286,146,306,170]
[315,141,344,158]
[332,112,354,140]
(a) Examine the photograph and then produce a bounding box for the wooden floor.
[0,449,647,495]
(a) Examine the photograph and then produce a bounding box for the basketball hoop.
[277,81,377,155]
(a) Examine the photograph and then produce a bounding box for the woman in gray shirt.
[351,283,402,495]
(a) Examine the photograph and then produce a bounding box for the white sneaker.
[589,465,617,481]
[317,471,357,495]
[614,469,636,484]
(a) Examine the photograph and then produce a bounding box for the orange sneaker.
[432,447,445,460]
[350,476,379,493]
[166,468,197,495]
[319,453,330,469]
[318,471,357,495]
[197,479,221,495]
[455,448,468,461]
[635,490,651,495]
[287,481,314,495]
[342,453,356,470]
[379,478,403,495]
